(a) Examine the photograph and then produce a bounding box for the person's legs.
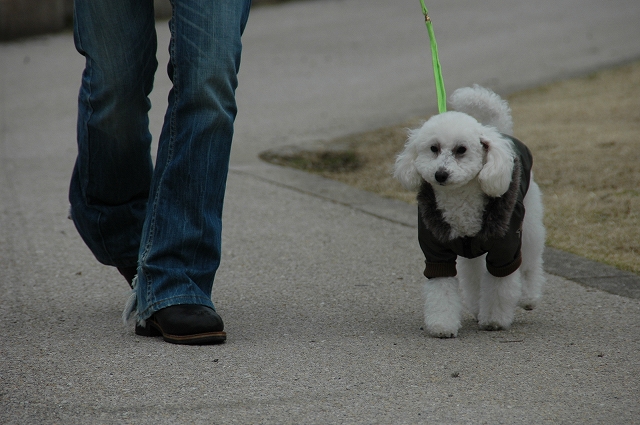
[70,0,157,268]
[132,0,252,323]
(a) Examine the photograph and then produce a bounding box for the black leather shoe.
[135,304,226,345]
[117,266,137,288]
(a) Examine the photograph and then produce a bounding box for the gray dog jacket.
[417,135,533,278]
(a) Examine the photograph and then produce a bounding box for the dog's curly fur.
[394,85,546,338]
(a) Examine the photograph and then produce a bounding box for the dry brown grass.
[264,61,640,274]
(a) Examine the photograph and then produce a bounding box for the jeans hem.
[137,295,217,321]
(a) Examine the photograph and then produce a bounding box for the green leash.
[419,1,447,113]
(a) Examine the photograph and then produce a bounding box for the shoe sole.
[136,319,226,345]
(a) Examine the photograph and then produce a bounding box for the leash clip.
[424,13,431,22]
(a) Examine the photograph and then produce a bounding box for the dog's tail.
[449,85,513,134]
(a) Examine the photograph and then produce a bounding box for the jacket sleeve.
[485,200,524,277]
[486,135,531,277]
[417,209,458,278]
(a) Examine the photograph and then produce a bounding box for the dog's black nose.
[435,170,449,183]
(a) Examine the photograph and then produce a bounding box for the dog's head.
[394,111,515,197]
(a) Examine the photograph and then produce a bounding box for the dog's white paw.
[424,322,459,338]
[478,321,509,331]
[478,309,513,331]
[518,299,538,311]
[424,309,461,338]
[422,277,463,339]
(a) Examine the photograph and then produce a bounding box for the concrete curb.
[231,162,640,300]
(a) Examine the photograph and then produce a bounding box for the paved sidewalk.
[1,1,639,423]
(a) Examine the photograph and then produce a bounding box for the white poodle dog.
[394,85,545,338]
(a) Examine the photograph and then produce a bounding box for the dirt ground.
[260,60,640,274]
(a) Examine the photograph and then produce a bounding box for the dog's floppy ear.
[394,129,423,191]
[478,131,515,197]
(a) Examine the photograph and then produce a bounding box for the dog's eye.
[430,146,439,154]
[455,146,467,155]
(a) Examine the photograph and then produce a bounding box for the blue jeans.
[70,0,251,321]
